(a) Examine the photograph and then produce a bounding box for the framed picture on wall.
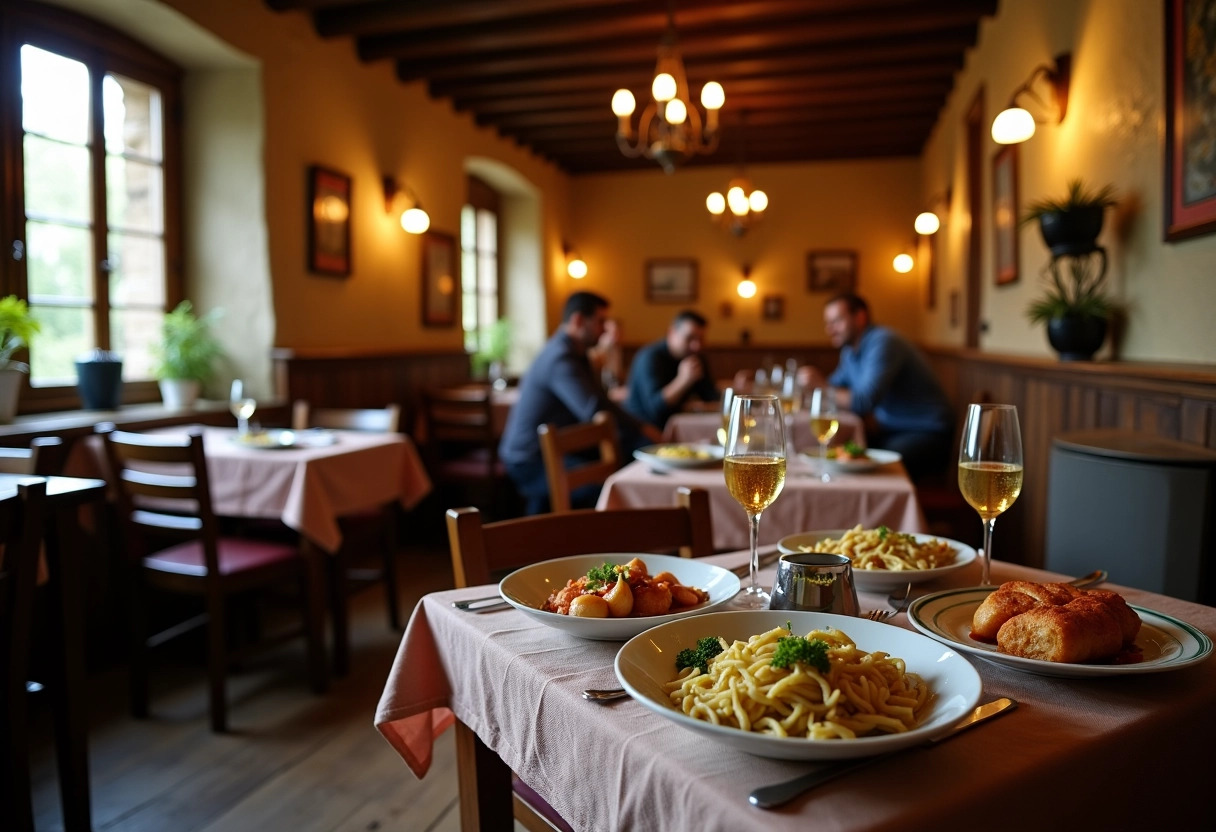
[307,166,352,277]
[992,143,1019,285]
[806,250,857,293]
[762,295,784,321]
[421,230,458,327]
[1164,0,1216,241]
[645,259,698,303]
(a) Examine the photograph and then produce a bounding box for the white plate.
[498,553,740,641]
[776,530,978,591]
[633,443,724,470]
[908,587,1214,678]
[230,429,299,450]
[614,609,982,760]
[800,447,902,473]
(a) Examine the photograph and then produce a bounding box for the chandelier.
[611,6,723,174]
[707,175,767,236]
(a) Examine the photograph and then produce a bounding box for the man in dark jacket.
[624,309,719,429]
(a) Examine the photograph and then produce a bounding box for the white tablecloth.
[663,410,866,454]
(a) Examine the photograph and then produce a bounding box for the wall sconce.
[914,211,940,235]
[382,175,430,234]
[992,53,1071,145]
[736,265,757,298]
[892,243,914,274]
[564,244,588,279]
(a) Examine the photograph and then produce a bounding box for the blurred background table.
[663,410,866,454]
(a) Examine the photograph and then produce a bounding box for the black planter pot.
[1038,206,1105,257]
[75,349,124,409]
[1046,315,1108,361]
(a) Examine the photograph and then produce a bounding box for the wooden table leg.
[300,539,329,695]
[454,719,514,832]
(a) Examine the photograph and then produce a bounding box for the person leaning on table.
[498,291,662,515]
[624,309,719,429]
[799,291,954,481]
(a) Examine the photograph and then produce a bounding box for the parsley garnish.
[842,440,865,456]
[675,636,724,674]
[877,525,890,541]
[584,562,628,591]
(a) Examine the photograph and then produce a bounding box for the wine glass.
[716,387,735,446]
[958,403,1024,587]
[229,379,257,437]
[807,386,839,482]
[723,395,787,608]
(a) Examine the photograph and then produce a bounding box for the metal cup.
[767,552,860,615]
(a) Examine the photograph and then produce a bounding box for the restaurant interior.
[2,0,1215,830]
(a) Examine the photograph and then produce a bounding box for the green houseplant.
[471,318,512,385]
[0,295,40,423]
[1021,179,1118,257]
[153,301,223,408]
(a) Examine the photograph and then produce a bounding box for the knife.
[731,549,782,578]
[748,697,1018,810]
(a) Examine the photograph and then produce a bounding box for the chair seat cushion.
[434,448,505,482]
[144,537,299,577]
[511,773,575,832]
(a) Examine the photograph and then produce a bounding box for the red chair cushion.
[510,773,575,832]
[144,537,299,577]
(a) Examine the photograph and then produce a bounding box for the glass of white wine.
[724,395,787,608]
[229,379,257,437]
[958,403,1024,587]
[808,386,839,482]
[716,387,735,446]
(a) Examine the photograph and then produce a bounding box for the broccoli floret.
[675,636,724,674]
[771,635,831,673]
[842,440,866,456]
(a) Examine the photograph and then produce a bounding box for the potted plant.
[1020,179,1118,257]
[1026,254,1118,361]
[472,318,512,388]
[152,301,223,409]
[0,296,40,423]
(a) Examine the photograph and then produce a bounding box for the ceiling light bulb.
[914,211,940,235]
[706,192,726,215]
[700,81,724,110]
[611,89,636,117]
[664,98,687,124]
[401,207,430,234]
[737,279,757,299]
[652,72,676,102]
[992,107,1036,144]
[567,257,587,279]
[892,253,914,273]
[727,187,749,216]
[749,190,768,213]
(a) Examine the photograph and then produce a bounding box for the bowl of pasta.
[777,526,977,591]
[614,609,982,760]
[633,443,724,470]
[498,553,741,640]
[799,446,902,473]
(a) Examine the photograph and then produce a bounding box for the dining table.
[596,454,926,551]
[662,409,866,453]
[375,552,1216,831]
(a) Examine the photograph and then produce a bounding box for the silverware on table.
[1069,569,1107,588]
[862,608,896,622]
[730,550,783,578]
[582,688,630,702]
[748,697,1018,810]
[452,596,511,613]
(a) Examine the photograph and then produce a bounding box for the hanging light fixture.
[611,2,723,174]
[707,113,767,236]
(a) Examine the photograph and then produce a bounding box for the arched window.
[460,175,501,354]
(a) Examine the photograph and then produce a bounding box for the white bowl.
[615,609,982,760]
[498,553,740,641]
[633,443,724,470]
[776,530,978,591]
[800,447,901,473]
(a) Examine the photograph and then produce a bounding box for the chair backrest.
[0,437,66,476]
[101,429,220,573]
[447,486,713,587]
[292,400,400,433]
[537,410,620,513]
[0,479,47,681]
[420,385,495,445]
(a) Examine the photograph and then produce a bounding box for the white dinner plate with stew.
[633,443,724,470]
[498,553,740,641]
[909,586,1213,678]
[776,530,977,591]
[799,447,901,473]
[614,609,982,760]
[230,429,300,450]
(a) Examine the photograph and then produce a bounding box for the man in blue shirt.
[499,292,662,514]
[624,310,719,428]
[802,293,954,480]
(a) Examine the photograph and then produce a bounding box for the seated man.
[801,293,954,480]
[624,309,719,429]
[499,291,661,514]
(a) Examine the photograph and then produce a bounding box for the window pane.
[476,209,496,252]
[461,251,476,295]
[103,73,162,161]
[479,254,497,294]
[26,221,94,300]
[110,308,160,380]
[462,292,478,332]
[23,135,91,222]
[21,45,89,145]
[28,305,92,386]
[460,205,475,251]
[479,296,497,334]
[108,232,166,306]
[106,157,164,234]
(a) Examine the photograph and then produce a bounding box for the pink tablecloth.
[663,410,866,454]
[69,426,431,553]
[375,556,1216,831]
[596,457,925,551]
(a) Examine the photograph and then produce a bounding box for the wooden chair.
[916,389,992,549]
[419,384,511,514]
[101,428,326,733]
[446,486,712,830]
[292,400,403,674]
[0,436,67,476]
[0,479,47,832]
[537,410,620,513]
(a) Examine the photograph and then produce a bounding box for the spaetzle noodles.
[798,525,955,571]
[665,626,930,739]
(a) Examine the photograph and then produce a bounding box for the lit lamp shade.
[748,190,768,213]
[611,89,636,117]
[992,107,1036,144]
[914,211,940,235]
[567,257,588,279]
[700,81,725,110]
[892,253,914,274]
[726,186,749,216]
[737,278,757,298]
[706,192,726,215]
[401,207,430,234]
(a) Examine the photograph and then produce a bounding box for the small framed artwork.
[421,230,458,327]
[645,259,698,303]
[1164,0,1216,241]
[992,144,1019,285]
[762,295,784,321]
[307,165,351,277]
[719,300,733,319]
[807,250,858,293]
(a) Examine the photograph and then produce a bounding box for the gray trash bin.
[1045,430,1216,604]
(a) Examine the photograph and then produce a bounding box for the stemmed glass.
[716,387,735,446]
[229,379,257,437]
[958,403,1024,587]
[723,395,787,608]
[807,386,839,482]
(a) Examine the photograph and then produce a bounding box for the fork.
[887,582,913,614]
[862,609,896,622]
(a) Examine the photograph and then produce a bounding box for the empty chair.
[292,400,403,674]
[102,428,326,733]
[0,436,67,476]
[419,384,511,514]
[537,410,620,513]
